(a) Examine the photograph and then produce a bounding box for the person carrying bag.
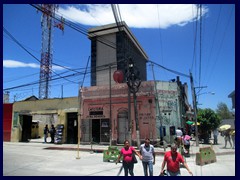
[116,140,142,176]
[132,151,138,164]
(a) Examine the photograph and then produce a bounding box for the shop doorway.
[92,119,100,143]
[67,112,78,144]
[118,111,128,144]
[19,115,32,142]
[100,119,110,143]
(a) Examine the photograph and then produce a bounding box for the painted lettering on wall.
[88,107,103,111]
[86,115,106,119]
[139,113,154,122]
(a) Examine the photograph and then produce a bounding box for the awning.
[186,121,194,125]
[32,120,42,123]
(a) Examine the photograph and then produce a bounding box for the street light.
[197,92,215,96]
[194,90,215,146]
[196,92,215,105]
[126,58,141,147]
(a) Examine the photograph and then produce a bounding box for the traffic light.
[126,58,141,93]
[128,58,134,72]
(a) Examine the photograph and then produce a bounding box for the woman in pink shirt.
[116,140,142,176]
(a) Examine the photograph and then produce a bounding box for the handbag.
[132,151,138,164]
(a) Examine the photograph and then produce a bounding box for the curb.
[44,146,235,156]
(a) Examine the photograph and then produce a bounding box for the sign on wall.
[13,112,19,128]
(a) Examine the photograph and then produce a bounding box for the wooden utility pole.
[190,72,199,146]
[76,87,82,159]
[151,63,165,151]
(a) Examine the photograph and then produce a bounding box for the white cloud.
[58,4,208,29]
[3,60,65,70]
[3,60,39,68]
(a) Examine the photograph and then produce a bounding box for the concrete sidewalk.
[3,136,235,176]
[29,134,235,156]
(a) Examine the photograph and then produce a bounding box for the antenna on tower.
[38,4,64,99]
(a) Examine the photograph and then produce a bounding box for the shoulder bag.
[132,151,138,164]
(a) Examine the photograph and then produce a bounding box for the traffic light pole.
[109,65,112,146]
[127,58,141,147]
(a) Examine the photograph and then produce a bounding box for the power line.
[203,5,222,85]
[205,5,234,85]
[156,5,164,64]
[31,4,189,79]
[191,4,199,73]
[199,4,202,89]
[5,4,191,94]
[3,60,120,91]
[148,60,190,78]
[3,27,81,74]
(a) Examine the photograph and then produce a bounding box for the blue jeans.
[142,161,153,176]
[44,134,48,143]
[123,161,134,176]
[167,170,181,176]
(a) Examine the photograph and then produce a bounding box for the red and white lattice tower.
[39,4,58,99]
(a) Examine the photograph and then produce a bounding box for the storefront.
[81,81,157,145]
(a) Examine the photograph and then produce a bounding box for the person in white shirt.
[140,138,155,176]
[175,127,183,147]
[176,127,183,137]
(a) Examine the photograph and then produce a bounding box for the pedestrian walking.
[139,138,155,176]
[43,124,49,143]
[182,133,191,156]
[213,128,219,145]
[224,129,232,148]
[49,124,56,143]
[116,140,142,176]
[175,127,183,147]
[159,143,193,176]
[230,130,235,149]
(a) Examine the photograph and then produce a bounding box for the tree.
[197,108,221,143]
[216,102,232,119]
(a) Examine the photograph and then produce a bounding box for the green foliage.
[197,108,221,133]
[216,102,232,119]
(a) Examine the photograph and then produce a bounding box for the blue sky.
[3,4,235,111]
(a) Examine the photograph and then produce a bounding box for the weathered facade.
[81,80,189,145]
[10,97,78,143]
[7,22,190,145]
[8,80,189,145]
[155,79,189,143]
[81,81,156,145]
[3,103,13,141]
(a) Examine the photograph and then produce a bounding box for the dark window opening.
[90,111,103,115]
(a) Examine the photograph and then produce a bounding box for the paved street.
[3,135,235,176]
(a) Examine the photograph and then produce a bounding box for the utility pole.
[190,72,199,146]
[76,56,89,159]
[76,87,82,159]
[151,63,165,151]
[109,65,112,146]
